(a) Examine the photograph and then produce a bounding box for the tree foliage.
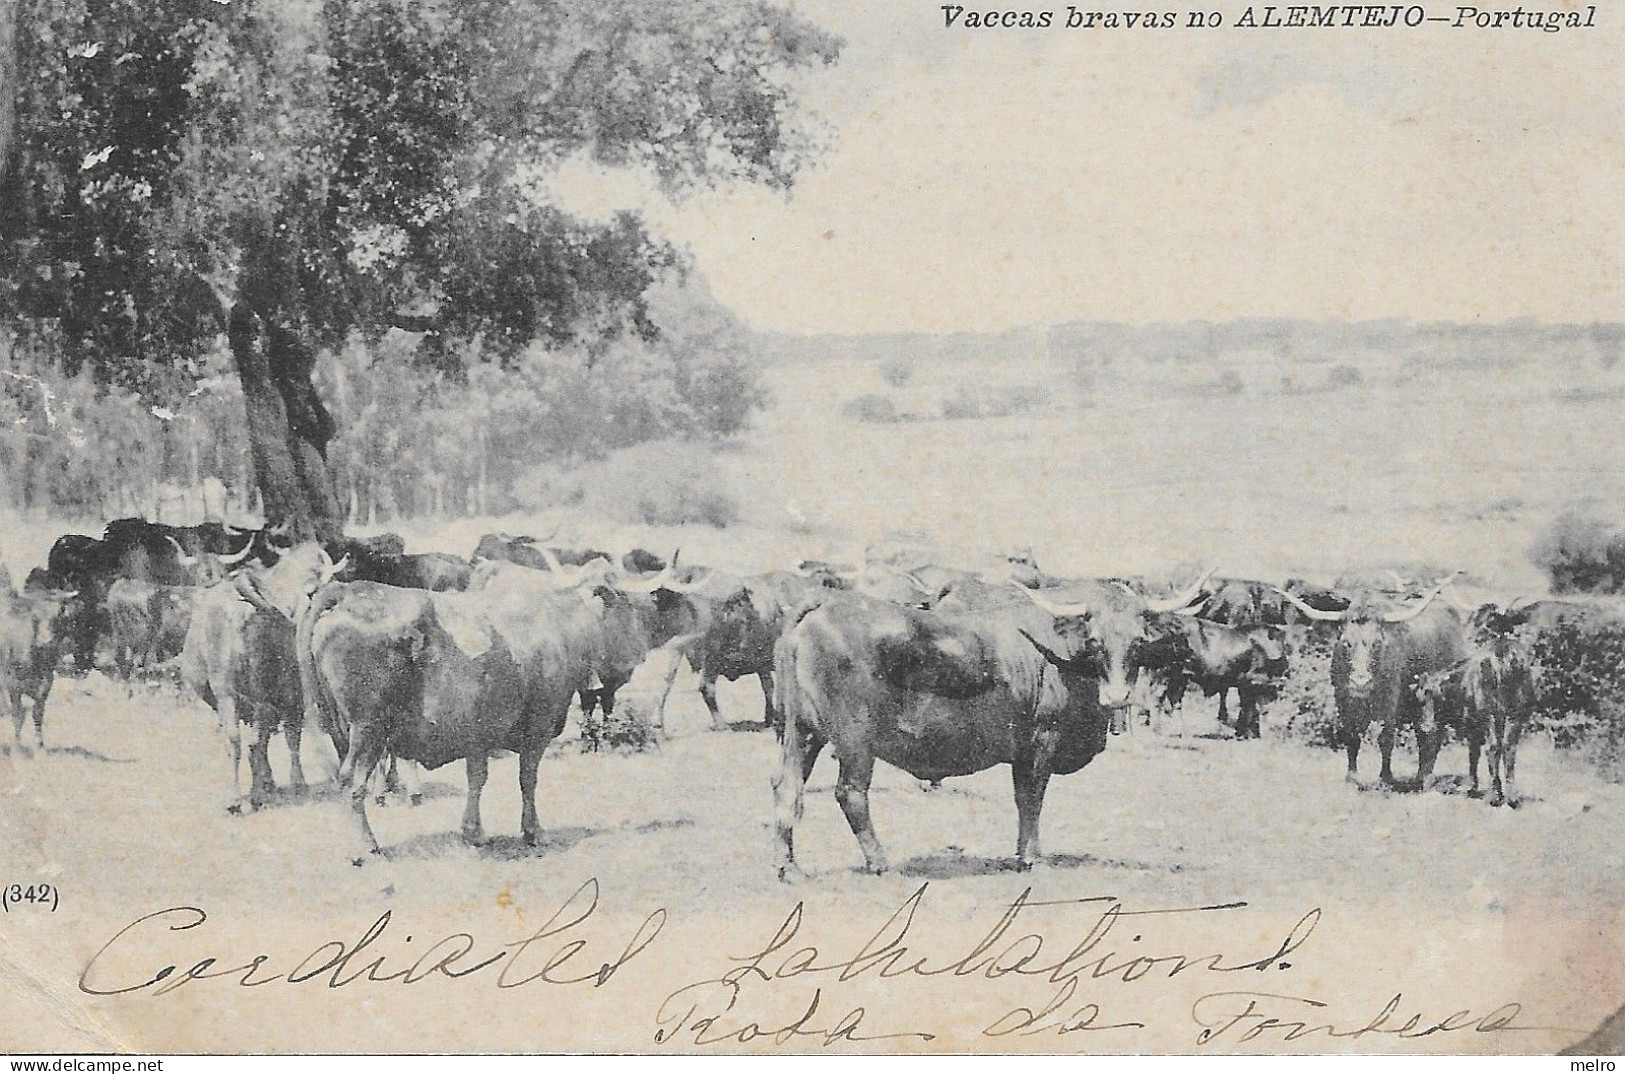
[1,0,839,521]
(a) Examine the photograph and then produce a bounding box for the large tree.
[1,0,840,542]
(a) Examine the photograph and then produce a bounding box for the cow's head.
[1277,576,1459,696]
[1021,569,1213,709]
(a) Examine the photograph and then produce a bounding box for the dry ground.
[3,352,1624,1053]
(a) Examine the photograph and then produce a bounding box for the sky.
[553,2,1625,335]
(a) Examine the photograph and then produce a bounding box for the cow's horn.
[163,534,199,568]
[1145,567,1217,613]
[1022,586,1093,617]
[1380,583,1450,624]
[539,545,589,587]
[619,564,675,594]
[1272,586,1349,622]
[319,552,350,584]
[217,530,257,566]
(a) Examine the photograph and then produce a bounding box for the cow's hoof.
[226,802,243,816]
[775,863,807,884]
[522,831,539,848]
[461,829,486,847]
[1012,858,1036,873]
[409,793,424,808]
[860,861,888,876]
[1467,788,1485,800]
[374,794,388,808]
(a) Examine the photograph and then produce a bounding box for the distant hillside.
[758,319,1625,371]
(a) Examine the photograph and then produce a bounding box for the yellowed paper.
[4,0,1624,1056]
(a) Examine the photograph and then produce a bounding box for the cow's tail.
[296,584,345,743]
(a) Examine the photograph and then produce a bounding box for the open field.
[3,349,1625,1053]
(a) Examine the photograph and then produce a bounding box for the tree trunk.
[227,302,343,547]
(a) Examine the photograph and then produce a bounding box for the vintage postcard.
[2,0,1623,1058]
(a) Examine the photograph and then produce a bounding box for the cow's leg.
[518,746,543,846]
[772,714,824,881]
[248,719,276,809]
[1342,715,1363,785]
[1466,723,1484,798]
[1011,762,1052,870]
[28,688,47,749]
[833,751,886,875]
[337,725,388,859]
[651,650,687,733]
[1217,689,1232,727]
[1500,717,1524,808]
[1377,720,1397,786]
[759,671,780,734]
[5,682,24,756]
[1415,726,1443,790]
[220,695,247,812]
[284,714,307,793]
[699,670,724,730]
[461,752,490,845]
[577,688,601,749]
[399,758,424,807]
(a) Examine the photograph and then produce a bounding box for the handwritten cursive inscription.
[79,879,664,996]
[1191,991,1544,1046]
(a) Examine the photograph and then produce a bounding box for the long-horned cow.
[771,571,1211,878]
[297,556,697,858]
[1277,577,1467,789]
[180,543,343,811]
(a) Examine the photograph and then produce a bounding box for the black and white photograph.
[1,0,1622,1056]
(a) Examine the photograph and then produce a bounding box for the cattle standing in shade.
[771,573,1210,878]
[180,544,343,811]
[1278,579,1467,789]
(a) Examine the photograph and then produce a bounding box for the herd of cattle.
[1,517,1619,875]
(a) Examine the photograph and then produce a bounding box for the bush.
[517,441,740,528]
[1263,636,1341,750]
[580,698,661,754]
[1326,364,1363,388]
[841,393,899,423]
[1531,619,1625,779]
[939,383,1047,421]
[878,355,915,388]
[1528,510,1625,594]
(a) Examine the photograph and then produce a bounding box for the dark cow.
[0,579,75,755]
[105,538,253,677]
[1279,580,1467,788]
[342,548,472,592]
[1138,615,1289,739]
[770,574,1209,878]
[470,533,611,572]
[665,569,843,732]
[180,544,342,811]
[1413,608,1536,807]
[43,523,267,669]
[622,548,667,574]
[298,558,680,857]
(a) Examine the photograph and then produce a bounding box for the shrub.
[878,354,915,388]
[1530,619,1625,779]
[939,383,1047,421]
[516,441,740,527]
[1528,510,1625,594]
[1326,364,1363,388]
[579,698,661,754]
[1263,636,1341,750]
[841,393,898,423]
